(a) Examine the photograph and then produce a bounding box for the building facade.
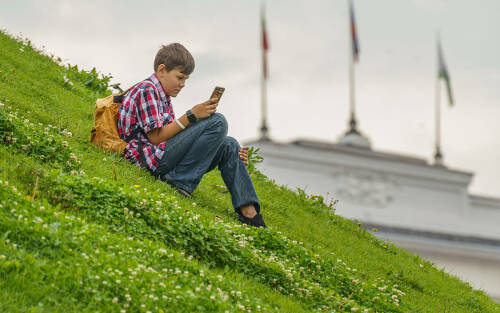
[248,133,500,300]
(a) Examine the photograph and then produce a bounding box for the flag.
[438,40,454,106]
[350,0,360,63]
[261,4,269,78]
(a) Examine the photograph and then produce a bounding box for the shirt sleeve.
[134,85,170,134]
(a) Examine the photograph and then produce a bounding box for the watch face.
[187,110,197,123]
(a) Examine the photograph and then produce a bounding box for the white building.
[247,131,500,300]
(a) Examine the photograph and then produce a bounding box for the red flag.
[350,0,360,63]
[262,12,269,51]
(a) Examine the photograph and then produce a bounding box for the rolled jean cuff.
[162,173,194,194]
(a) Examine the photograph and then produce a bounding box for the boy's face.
[156,65,189,97]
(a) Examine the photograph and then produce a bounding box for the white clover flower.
[112,297,118,304]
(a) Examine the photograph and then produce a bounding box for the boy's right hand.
[191,98,218,119]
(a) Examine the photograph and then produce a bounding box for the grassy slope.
[0,30,498,313]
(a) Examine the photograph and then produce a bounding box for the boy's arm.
[146,98,218,145]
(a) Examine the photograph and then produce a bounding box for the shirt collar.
[148,73,171,104]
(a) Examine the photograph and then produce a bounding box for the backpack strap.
[124,127,143,143]
[123,127,149,172]
[113,83,138,104]
[113,95,126,103]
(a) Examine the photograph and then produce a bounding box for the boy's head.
[154,43,195,97]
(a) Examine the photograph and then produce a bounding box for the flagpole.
[260,49,269,140]
[347,0,358,135]
[348,37,356,133]
[260,2,269,141]
[434,38,443,166]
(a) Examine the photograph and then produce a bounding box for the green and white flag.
[438,40,454,106]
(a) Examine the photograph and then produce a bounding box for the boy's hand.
[191,98,218,119]
[239,146,249,166]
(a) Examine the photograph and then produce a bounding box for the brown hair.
[154,43,195,75]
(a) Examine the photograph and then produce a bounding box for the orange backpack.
[90,88,135,154]
[90,82,161,170]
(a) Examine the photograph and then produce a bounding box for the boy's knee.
[225,136,240,151]
[208,113,228,136]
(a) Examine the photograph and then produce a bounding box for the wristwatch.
[186,110,198,124]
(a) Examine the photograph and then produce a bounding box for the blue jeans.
[153,113,260,213]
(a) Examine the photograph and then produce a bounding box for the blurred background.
[1,0,500,300]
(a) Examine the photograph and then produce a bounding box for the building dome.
[338,130,372,150]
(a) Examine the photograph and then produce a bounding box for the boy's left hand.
[239,146,249,166]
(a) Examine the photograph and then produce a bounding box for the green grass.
[0,29,499,312]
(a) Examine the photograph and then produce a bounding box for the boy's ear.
[156,64,166,73]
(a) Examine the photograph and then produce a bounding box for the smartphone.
[210,86,225,103]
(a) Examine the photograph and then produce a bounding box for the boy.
[117,43,266,228]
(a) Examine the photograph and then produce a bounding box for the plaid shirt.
[117,74,175,172]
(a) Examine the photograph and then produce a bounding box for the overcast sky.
[1,0,499,197]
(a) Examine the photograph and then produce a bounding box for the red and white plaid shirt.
[118,74,175,172]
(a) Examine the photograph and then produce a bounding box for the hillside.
[0,30,499,313]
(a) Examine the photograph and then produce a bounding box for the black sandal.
[237,212,267,228]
